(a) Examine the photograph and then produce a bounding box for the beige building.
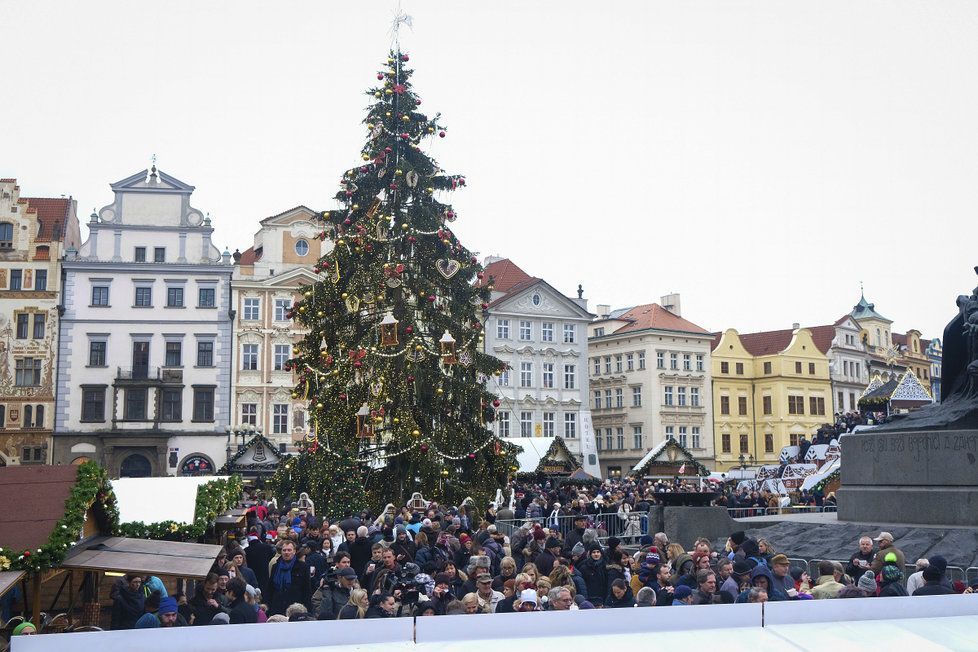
[231,206,329,448]
[587,295,715,478]
[0,178,80,465]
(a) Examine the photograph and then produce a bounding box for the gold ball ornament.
[352,204,360,210]
[428,127,434,133]
[332,369,340,376]
[336,239,345,246]
[293,347,300,354]
[316,403,324,409]
[291,392,299,399]
[426,187,434,194]
[374,416,383,424]
[341,292,349,299]
[298,306,307,313]
[317,311,324,317]
[440,469,449,477]
[402,115,410,123]
[401,223,409,230]
[367,123,374,129]
[354,247,362,253]
[362,154,370,161]
[436,388,444,395]
[415,345,423,351]
[395,169,403,176]
[412,429,420,437]
[304,291,312,298]
[385,89,393,95]
[374,92,382,98]
[386,112,392,117]
[393,417,400,424]
[388,57,394,63]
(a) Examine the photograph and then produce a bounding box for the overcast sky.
[4,1,977,340]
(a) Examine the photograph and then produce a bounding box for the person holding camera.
[315,566,359,620]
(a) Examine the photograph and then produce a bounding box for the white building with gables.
[480,257,599,477]
[53,166,233,477]
[231,206,329,449]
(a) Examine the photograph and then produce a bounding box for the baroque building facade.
[711,327,832,471]
[587,296,715,478]
[0,179,80,465]
[231,206,328,449]
[53,167,233,477]
[480,258,599,476]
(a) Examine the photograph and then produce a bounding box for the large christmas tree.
[269,50,516,517]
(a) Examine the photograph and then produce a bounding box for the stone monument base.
[662,506,737,550]
[838,429,978,526]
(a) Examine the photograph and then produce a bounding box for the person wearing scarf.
[267,540,311,616]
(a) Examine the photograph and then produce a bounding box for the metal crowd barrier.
[727,505,838,519]
[494,511,651,544]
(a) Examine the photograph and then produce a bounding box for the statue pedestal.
[838,430,978,526]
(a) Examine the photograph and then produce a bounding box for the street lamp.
[738,453,754,470]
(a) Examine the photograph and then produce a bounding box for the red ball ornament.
[427,295,436,302]
[389,183,398,190]
[345,190,353,197]
[344,218,352,226]
[439,131,446,138]
[420,443,429,453]
[385,146,393,153]
[492,399,500,408]
[447,210,455,219]
[408,236,417,243]
[477,273,484,280]
[23,550,30,557]
[467,453,476,460]
[339,393,347,400]
[407,375,415,382]
[377,73,384,80]
[401,54,409,61]
[354,361,362,368]
[405,326,413,334]
[400,132,410,140]
[360,166,368,173]
[481,302,489,309]
[415,99,422,105]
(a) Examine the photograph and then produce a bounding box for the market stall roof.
[800,458,841,491]
[0,465,81,553]
[631,438,709,477]
[113,476,230,525]
[500,437,577,474]
[0,570,25,599]
[61,536,222,579]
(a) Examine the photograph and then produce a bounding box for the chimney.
[596,304,611,319]
[661,293,681,317]
[792,322,800,330]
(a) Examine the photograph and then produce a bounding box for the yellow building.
[712,327,832,471]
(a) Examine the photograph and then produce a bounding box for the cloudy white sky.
[3,1,977,339]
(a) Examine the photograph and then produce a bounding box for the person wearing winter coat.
[226,578,257,624]
[315,567,357,620]
[563,515,589,556]
[110,575,146,630]
[737,564,782,603]
[535,538,563,578]
[912,566,955,596]
[604,579,634,608]
[390,526,417,564]
[578,544,608,605]
[878,563,909,597]
[267,540,312,616]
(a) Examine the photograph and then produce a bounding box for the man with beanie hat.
[157,596,181,627]
[535,536,562,577]
[913,565,955,596]
[857,570,878,596]
[878,556,909,598]
[245,527,274,592]
[721,559,755,602]
[728,531,747,560]
[672,584,694,605]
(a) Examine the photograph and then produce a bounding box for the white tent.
[112,476,230,525]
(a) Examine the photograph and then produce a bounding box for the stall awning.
[61,536,222,579]
[0,570,26,599]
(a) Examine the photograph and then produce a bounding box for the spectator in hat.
[475,573,504,613]
[857,570,878,596]
[391,525,416,564]
[672,585,694,605]
[316,566,358,620]
[516,588,538,612]
[811,561,846,599]
[535,537,563,577]
[721,559,754,602]
[769,554,794,598]
[878,555,909,597]
[157,596,182,627]
[563,514,589,556]
[870,532,905,574]
[727,531,747,560]
[912,565,955,596]
[134,590,162,629]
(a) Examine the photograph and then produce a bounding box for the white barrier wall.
[12,616,414,652]
[13,595,978,652]
[413,602,763,642]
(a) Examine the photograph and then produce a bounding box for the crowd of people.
[98,481,977,629]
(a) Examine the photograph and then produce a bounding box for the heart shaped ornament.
[436,259,461,279]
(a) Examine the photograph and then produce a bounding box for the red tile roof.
[0,178,17,184]
[738,329,796,356]
[0,465,80,553]
[609,303,710,335]
[481,258,533,292]
[892,332,907,347]
[806,325,835,354]
[24,197,73,242]
[237,246,261,266]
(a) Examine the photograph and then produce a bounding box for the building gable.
[490,280,592,321]
[259,205,319,227]
[712,329,752,359]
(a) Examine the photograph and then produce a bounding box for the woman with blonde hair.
[460,592,482,614]
[521,562,540,585]
[337,588,368,620]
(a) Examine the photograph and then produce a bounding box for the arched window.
[875,328,881,346]
[179,454,214,476]
[23,405,32,428]
[0,222,13,248]
[34,405,44,428]
[120,453,152,478]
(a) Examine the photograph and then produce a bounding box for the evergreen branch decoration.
[0,461,118,573]
[116,476,242,541]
